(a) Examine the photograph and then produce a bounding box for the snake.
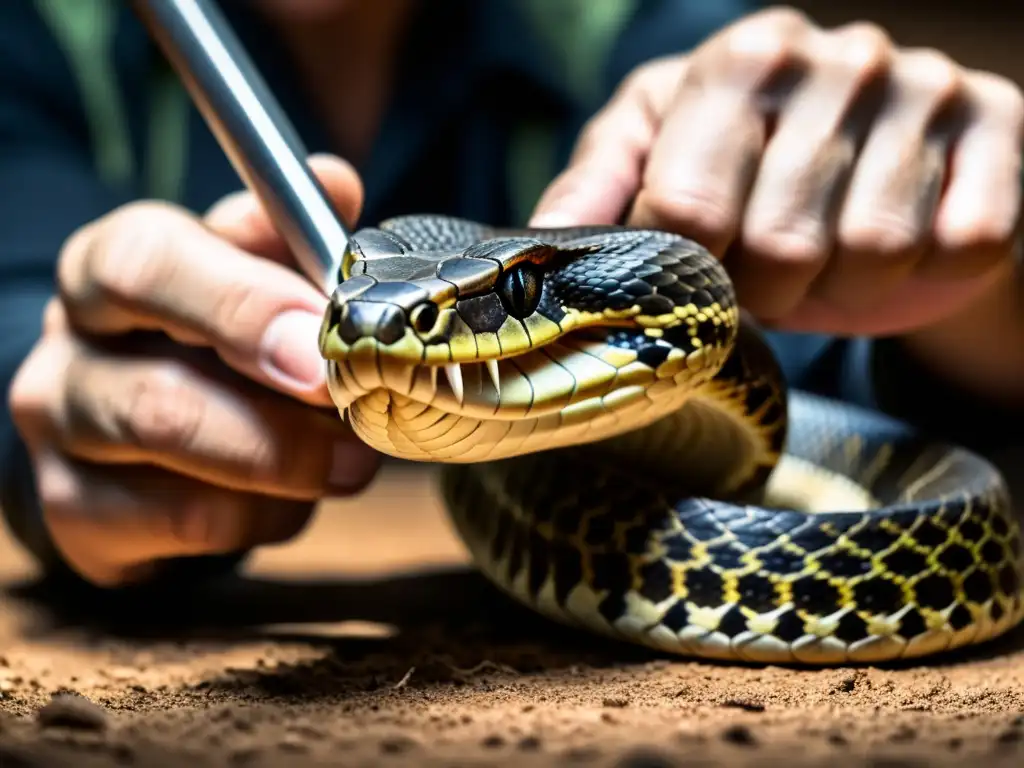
[317,214,1024,665]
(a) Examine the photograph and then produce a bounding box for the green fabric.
[145,66,189,202]
[507,119,561,225]
[33,0,134,188]
[521,0,640,104]
[509,0,639,223]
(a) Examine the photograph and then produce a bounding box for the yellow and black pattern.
[319,214,1024,665]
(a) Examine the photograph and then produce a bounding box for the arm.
[0,5,246,587]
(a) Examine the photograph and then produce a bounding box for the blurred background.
[794,1,1023,83]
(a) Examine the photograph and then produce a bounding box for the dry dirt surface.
[0,464,1022,768]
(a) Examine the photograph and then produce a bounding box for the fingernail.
[328,438,380,492]
[260,310,327,389]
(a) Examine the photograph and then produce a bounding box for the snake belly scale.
[318,214,1024,665]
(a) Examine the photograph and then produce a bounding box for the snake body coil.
[319,214,1023,665]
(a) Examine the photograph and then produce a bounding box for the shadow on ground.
[7,565,1024,678]
[2,567,661,686]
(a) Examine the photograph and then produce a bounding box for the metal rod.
[130,0,350,294]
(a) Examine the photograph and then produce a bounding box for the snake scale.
[318,214,1024,665]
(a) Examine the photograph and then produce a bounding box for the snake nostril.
[410,302,439,334]
[376,305,407,345]
[338,303,363,344]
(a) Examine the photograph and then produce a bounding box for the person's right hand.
[8,155,381,588]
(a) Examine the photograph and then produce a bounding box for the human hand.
[8,155,380,587]
[532,7,1023,338]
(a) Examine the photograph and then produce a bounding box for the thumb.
[204,153,364,265]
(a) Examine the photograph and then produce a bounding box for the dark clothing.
[0,0,1018,583]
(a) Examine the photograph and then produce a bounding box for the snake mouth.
[327,325,728,425]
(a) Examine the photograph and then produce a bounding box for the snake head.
[320,230,562,363]
[319,215,739,462]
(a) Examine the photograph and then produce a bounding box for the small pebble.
[827,731,849,747]
[517,735,542,751]
[37,693,109,732]
[722,724,758,747]
[379,735,417,754]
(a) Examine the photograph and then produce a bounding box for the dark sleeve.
[0,5,244,589]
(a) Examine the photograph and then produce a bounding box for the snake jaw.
[325,326,732,464]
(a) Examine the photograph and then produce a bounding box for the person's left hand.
[531,7,1023,338]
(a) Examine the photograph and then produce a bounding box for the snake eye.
[498,263,542,319]
[410,301,439,334]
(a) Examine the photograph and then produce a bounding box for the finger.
[35,449,316,588]
[808,48,961,313]
[48,341,379,500]
[57,201,335,405]
[204,153,364,264]
[734,23,891,320]
[627,11,820,257]
[529,57,681,227]
[927,69,1024,280]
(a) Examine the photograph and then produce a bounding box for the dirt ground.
[0,464,1021,768]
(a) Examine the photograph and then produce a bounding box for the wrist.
[898,259,1024,406]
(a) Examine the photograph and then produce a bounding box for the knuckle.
[82,202,192,306]
[728,36,795,78]
[616,55,685,117]
[830,22,892,78]
[840,213,923,258]
[56,221,98,299]
[208,280,262,340]
[572,114,610,161]
[117,363,206,454]
[9,335,72,443]
[748,6,812,34]
[617,59,659,95]
[967,70,1024,128]
[895,48,963,102]
[743,217,829,264]
[716,8,811,78]
[635,187,735,242]
[620,54,683,93]
[938,214,1017,255]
